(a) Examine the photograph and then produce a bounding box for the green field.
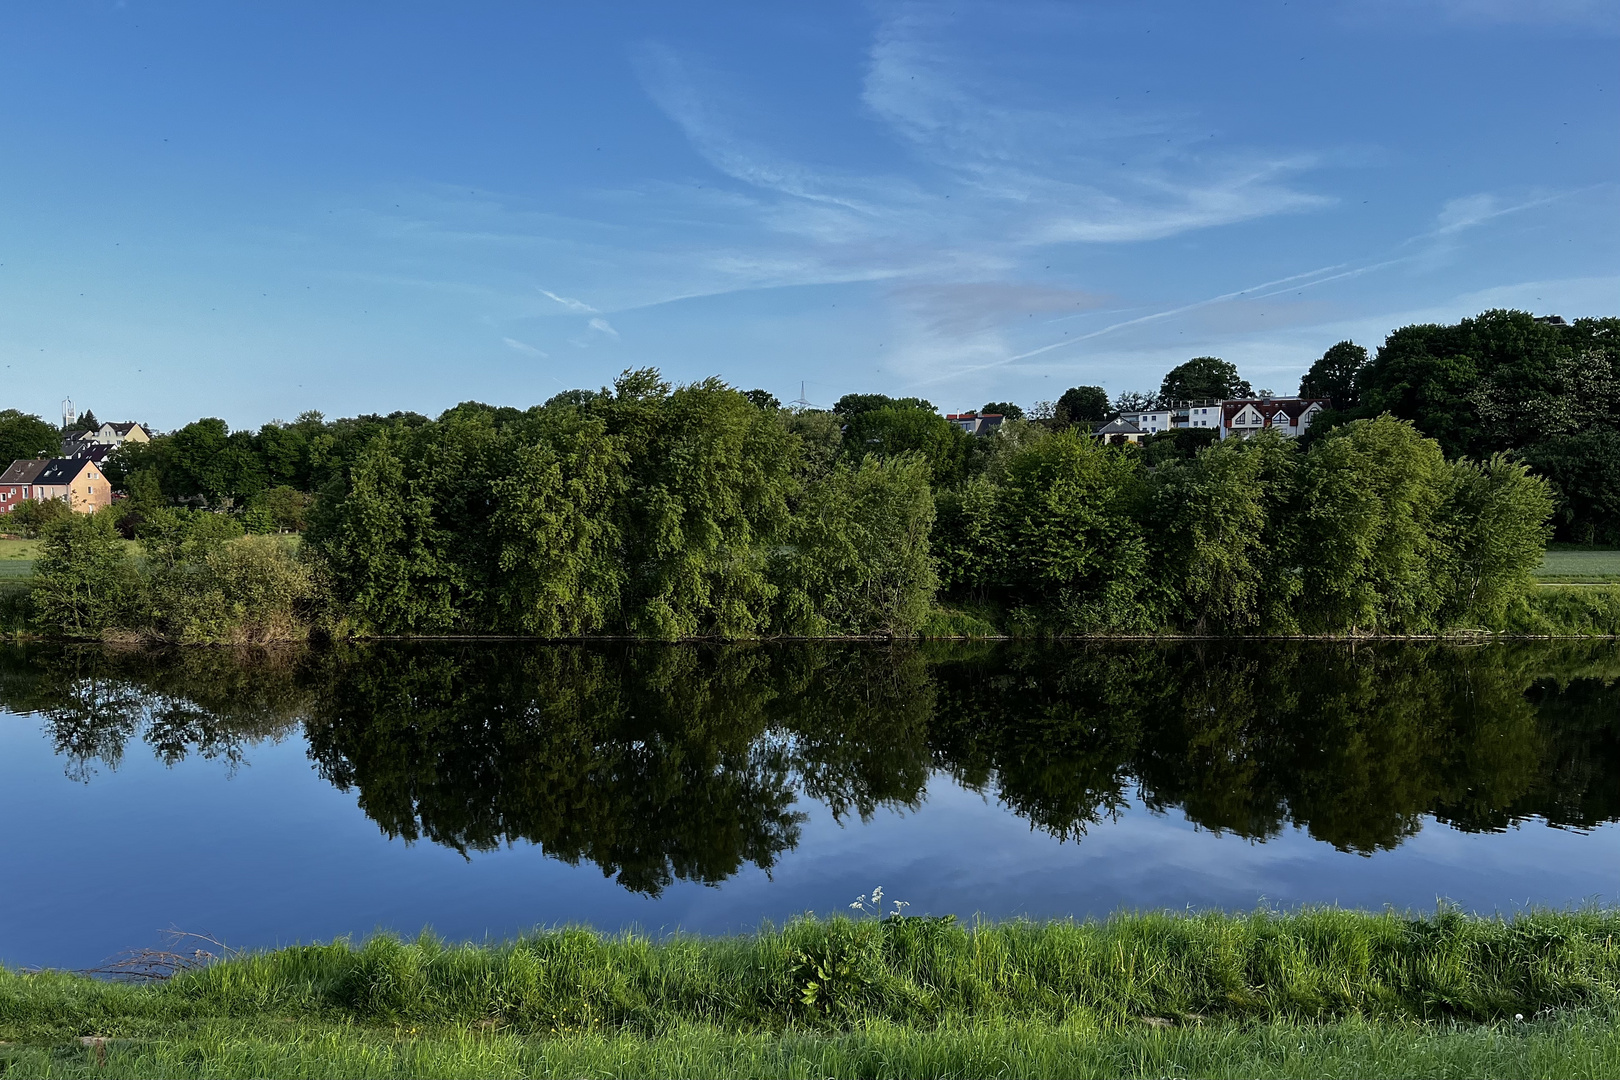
[0,538,39,579]
[1537,549,1620,584]
[4,910,1620,1079]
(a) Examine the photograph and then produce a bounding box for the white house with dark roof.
[1093,418,1146,444]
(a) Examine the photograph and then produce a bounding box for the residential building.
[1219,397,1328,440]
[0,459,50,514]
[61,420,150,457]
[1184,402,1222,430]
[1093,418,1145,445]
[946,411,1005,435]
[0,458,112,513]
[1118,408,1173,435]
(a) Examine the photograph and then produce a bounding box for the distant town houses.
[1109,396,1328,443]
[0,416,144,517]
[0,456,112,514]
[61,420,150,459]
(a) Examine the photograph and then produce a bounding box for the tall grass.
[6,909,1620,1042]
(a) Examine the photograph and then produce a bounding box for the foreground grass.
[5,909,1620,1077]
[3,1014,1619,1079]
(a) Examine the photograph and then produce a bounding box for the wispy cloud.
[503,336,547,356]
[1424,190,1569,237]
[539,288,600,314]
[587,317,620,338]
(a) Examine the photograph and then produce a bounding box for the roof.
[108,421,146,435]
[1221,398,1328,426]
[0,459,50,485]
[1095,418,1143,435]
[33,458,97,486]
[64,444,114,464]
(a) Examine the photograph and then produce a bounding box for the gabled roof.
[1270,399,1327,424]
[1096,418,1143,435]
[33,458,97,486]
[1221,397,1329,426]
[0,459,50,485]
[64,444,114,464]
[108,421,146,436]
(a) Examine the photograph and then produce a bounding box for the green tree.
[1159,356,1252,404]
[1055,386,1110,426]
[31,512,140,637]
[839,406,972,487]
[1298,341,1368,406]
[244,486,314,534]
[992,432,1153,630]
[605,374,796,638]
[309,430,462,632]
[1520,430,1620,543]
[0,409,61,462]
[1111,390,1159,414]
[980,401,1025,420]
[773,455,937,635]
[488,410,628,636]
[1150,432,1299,632]
[1293,416,1452,633]
[1435,455,1551,627]
[743,389,781,410]
[832,393,935,416]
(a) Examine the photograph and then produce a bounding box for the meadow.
[1538,547,1620,584]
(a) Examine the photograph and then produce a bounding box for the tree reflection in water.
[4,641,1618,894]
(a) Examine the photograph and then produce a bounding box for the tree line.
[13,307,1615,641]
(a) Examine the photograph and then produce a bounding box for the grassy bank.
[1537,548,1620,584]
[5,909,1620,1078]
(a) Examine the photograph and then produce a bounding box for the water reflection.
[4,641,1618,894]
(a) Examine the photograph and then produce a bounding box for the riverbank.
[4,909,1620,1078]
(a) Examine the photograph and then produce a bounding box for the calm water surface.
[2,640,1618,970]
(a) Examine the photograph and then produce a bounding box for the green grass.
[5,909,1620,1078]
[1536,548,1620,584]
[0,538,39,579]
[3,1014,1618,1079]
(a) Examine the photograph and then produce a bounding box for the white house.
[1219,398,1328,440]
[1118,409,1173,435]
[1185,404,1221,430]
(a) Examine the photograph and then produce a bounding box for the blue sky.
[1,1,1615,430]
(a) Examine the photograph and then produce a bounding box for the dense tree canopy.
[1298,341,1368,406]
[1055,385,1110,425]
[1346,309,1620,539]
[1159,356,1252,404]
[0,409,61,463]
[23,306,1599,640]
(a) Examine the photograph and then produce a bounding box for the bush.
[6,497,73,539]
[30,513,141,638]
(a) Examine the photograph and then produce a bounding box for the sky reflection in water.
[2,641,1617,971]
